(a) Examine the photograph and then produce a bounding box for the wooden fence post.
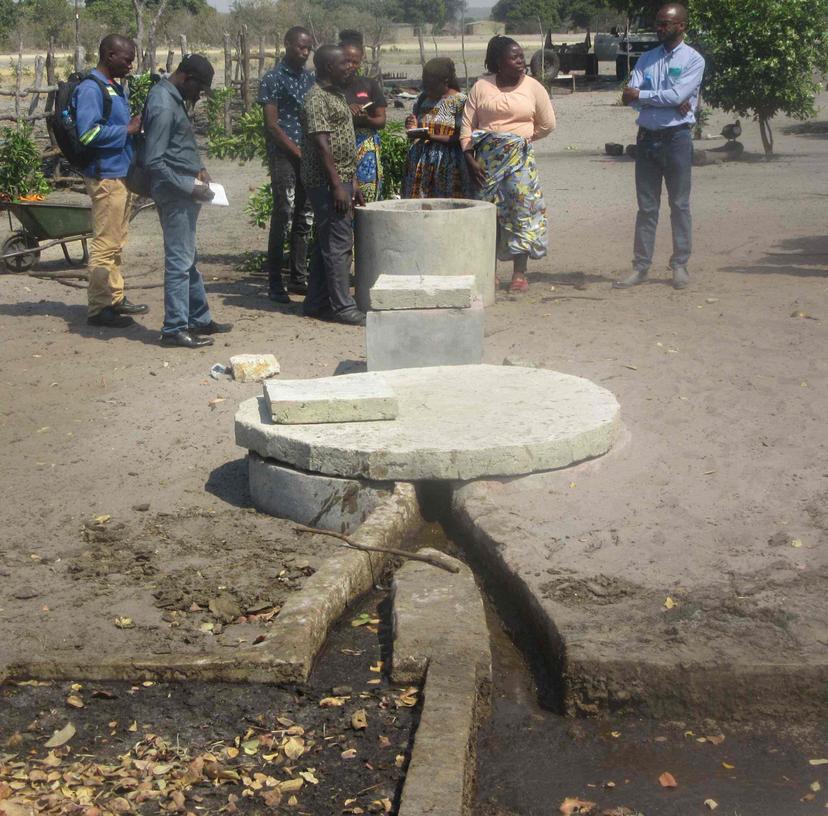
[223,32,232,133]
[15,38,23,123]
[166,47,174,73]
[240,25,251,111]
[179,34,188,59]
[28,56,44,117]
[258,36,265,78]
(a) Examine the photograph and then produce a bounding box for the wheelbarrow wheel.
[2,231,41,274]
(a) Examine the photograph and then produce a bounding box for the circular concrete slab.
[235,365,621,481]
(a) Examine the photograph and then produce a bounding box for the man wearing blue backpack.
[73,34,146,328]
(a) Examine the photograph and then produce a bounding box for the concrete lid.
[370,274,477,310]
[263,372,398,424]
[237,364,621,481]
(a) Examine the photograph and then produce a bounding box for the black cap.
[179,53,214,88]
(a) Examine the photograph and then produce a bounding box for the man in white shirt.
[614,3,705,291]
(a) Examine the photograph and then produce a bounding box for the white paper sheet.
[209,182,229,206]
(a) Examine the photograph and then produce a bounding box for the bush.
[0,125,50,200]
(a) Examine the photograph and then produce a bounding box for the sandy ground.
[0,83,826,689]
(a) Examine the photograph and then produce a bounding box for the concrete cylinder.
[354,199,497,311]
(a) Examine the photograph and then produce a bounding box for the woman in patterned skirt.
[340,30,387,202]
[460,36,556,293]
[401,58,471,199]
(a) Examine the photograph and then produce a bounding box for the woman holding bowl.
[460,35,556,293]
[401,57,471,199]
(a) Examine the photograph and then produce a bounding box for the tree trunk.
[460,4,469,91]
[759,113,774,157]
[416,25,426,66]
[132,0,146,67]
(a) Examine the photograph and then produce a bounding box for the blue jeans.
[155,194,212,334]
[633,126,693,273]
[303,182,359,316]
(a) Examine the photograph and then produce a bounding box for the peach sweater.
[459,74,556,150]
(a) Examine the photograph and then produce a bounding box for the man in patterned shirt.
[301,45,365,326]
[258,26,315,303]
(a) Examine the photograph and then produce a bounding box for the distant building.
[464,20,505,36]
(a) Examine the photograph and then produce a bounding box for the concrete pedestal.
[248,452,393,534]
[354,199,497,311]
[366,301,484,371]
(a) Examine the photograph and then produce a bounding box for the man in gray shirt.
[143,54,232,348]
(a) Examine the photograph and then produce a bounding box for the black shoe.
[189,320,233,335]
[287,278,308,295]
[113,298,149,315]
[303,305,334,320]
[160,330,214,348]
[268,288,291,304]
[87,307,135,328]
[334,309,366,326]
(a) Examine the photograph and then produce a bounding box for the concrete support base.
[366,302,484,372]
[248,452,393,534]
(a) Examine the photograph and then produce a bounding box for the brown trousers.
[84,177,132,316]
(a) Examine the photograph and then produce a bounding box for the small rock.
[208,593,242,623]
[132,503,150,512]
[767,530,790,547]
[13,586,39,600]
[230,354,280,383]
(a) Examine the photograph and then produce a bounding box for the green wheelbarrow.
[1,198,154,273]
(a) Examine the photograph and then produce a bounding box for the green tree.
[491,0,559,30]
[0,0,20,45]
[692,0,828,156]
[18,0,74,42]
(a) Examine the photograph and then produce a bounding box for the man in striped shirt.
[73,34,146,327]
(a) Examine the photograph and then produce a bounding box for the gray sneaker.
[613,269,649,289]
[672,266,689,290]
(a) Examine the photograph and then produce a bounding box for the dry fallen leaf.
[299,770,319,785]
[396,688,418,708]
[319,696,349,707]
[44,722,76,748]
[279,778,304,793]
[810,781,822,792]
[128,721,138,732]
[659,772,678,788]
[283,736,305,760]
[559,797,597,814]
[722,762,735,769]
[808,758,828,765]
[114,616,134,629]
[704,799,718,810]
[226,746,239,759]
[66,694,84,709]
[341,748,358,760]
[705,734,725,745]
[664,597,677,610]
[351,709,368,730]
[93,514,111,524]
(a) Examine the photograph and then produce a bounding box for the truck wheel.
[530,49,560,83]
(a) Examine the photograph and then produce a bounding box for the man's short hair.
[313,44,341,76]
[99,34,134,62]
[285,26,311,45]
[177,53,214,87]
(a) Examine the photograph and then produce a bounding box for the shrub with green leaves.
[379,121,408,198]
[692,0,828,156]
[0,125,50,200]
[127,71,154,117]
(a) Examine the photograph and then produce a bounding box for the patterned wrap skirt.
[471,130,548,260]
[355,129,383,203]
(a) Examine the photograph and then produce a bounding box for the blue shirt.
[629,40,705,131]
[72,68,133,178]
[257,60,315,157]
[143,78,203,199]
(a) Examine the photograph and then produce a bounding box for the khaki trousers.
[84,177,132,316]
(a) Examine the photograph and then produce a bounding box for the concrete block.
[248,452,393,533]
[354,198,497,309]
[370,274,476,311]
[263,373,398,424]
[230,354,280,383]
[366,301,484,371]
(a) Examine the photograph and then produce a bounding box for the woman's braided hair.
[484,35,520,74]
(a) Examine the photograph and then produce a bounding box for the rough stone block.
[230,354,280,383]
[370,274,476,310]
[263,373,398,424]
[248,452,393,533]
[366,301,484,371]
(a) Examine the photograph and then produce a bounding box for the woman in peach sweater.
[461,36,556,292]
